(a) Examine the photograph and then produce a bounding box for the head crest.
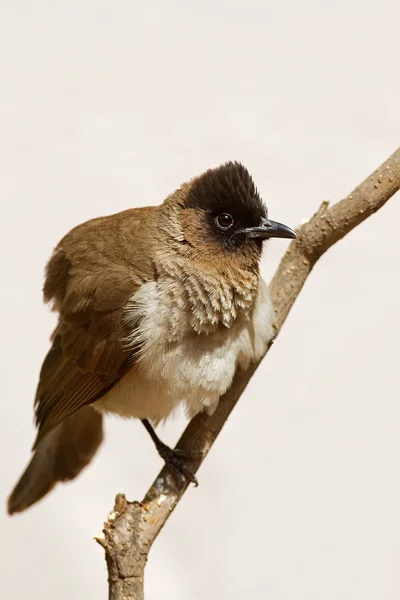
[184,161,266,221]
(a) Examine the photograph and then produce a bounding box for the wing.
[33,208,155,447]
[33,311,130,447]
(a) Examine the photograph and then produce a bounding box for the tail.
[8,406,103,515]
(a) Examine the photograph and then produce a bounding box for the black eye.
[216,213,234,230]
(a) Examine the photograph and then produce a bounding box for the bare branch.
[99,147,400,600]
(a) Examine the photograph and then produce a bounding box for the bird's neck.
[148,200,262,335]
[153,251,260,335]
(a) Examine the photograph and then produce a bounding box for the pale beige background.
[1,1,400,599]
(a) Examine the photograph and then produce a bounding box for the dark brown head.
[167,161,296,261]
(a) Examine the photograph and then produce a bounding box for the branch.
[96,147,400,600]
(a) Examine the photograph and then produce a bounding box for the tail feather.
[8,406,103,515]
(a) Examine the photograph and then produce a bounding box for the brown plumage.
[8,407,103,514]
[8,161,296,514]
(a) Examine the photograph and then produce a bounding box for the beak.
[242,217,298,240]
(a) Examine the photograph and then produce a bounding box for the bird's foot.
[156,441,200,487]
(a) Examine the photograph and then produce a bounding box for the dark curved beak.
[242,217,297,240]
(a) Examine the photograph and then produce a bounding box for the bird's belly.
[94,279,274,423]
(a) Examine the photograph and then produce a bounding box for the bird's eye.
[216,213,234,230]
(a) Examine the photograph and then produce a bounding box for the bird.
[7,161,297,515]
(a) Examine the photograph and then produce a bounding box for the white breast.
[94,278,275,424]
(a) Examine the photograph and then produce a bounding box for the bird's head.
[163,161,297,271]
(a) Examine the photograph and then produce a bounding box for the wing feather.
[33,208,155,447]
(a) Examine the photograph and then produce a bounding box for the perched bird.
[7,161,297,514]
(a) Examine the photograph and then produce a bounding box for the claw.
[157,442,199,486]
[141,419,201,486]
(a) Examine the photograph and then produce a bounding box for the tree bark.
[96,146,400,599]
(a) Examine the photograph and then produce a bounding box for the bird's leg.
[141,419,200,486]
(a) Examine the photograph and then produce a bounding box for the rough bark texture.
[96,147,400,600]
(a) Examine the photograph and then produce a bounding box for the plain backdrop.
[1,1,400,599]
